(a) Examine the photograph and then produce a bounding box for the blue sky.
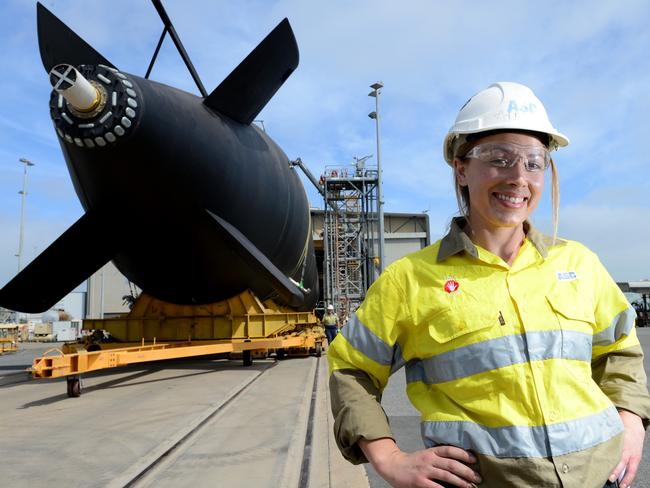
[0,0,649,291]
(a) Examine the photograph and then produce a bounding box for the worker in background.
[328,82,650,488]
[323,304,340,346]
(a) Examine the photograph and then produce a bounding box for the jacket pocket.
[546,286,596,331]
[421,305,507,402]
[425,286,499,345]
[426,306,496,344]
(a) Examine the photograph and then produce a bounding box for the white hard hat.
[327,304,334,311]
[443,82,569,165]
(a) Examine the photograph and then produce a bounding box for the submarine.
[0,1,318,313]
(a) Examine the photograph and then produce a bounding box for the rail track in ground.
[117,356,322,488]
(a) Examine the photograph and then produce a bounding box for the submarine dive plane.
[0,1,318,313]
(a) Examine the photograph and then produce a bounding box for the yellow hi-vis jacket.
[322,313,339,327]
[328,218,650,487]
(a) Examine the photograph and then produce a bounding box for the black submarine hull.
[0,3,318,313]
[58,76,318,309]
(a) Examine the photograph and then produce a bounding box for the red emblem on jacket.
[444,279,459,293]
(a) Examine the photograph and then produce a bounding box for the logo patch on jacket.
[444,279,460,293]
[556,271,578,281]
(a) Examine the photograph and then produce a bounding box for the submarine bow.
[0,2,318,313]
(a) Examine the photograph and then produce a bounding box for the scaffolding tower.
[322,159,380,319]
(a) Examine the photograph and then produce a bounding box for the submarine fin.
[0,210,119,313]
[205,210,305,307]
[37,2,116,73]
[203,18,299,125]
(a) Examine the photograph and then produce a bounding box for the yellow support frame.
[83,290,318,342]
[32,335,319,379]
[29,290,324,399]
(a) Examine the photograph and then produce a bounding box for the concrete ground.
[365,328,650,488]
[0,343,368,488]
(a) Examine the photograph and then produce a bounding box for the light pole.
[16,158,35,273]
[368,81,385,274]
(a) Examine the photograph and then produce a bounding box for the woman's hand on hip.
[359,437,482,488]
[609,409,645,488]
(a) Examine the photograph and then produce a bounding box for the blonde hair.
[549,157,559,243]
[453,170,470,218]
[453,156,560,243]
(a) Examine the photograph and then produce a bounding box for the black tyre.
[276,348,286,360]
[67,377,81,397]
[243,350,253,367]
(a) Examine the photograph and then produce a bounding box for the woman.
[327,82,650,488]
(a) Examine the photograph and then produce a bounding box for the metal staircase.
[322,159,380,319]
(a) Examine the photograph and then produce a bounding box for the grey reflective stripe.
[594,307,636,346]
[422,406,623,458]
[341,314,393,366]
[406,330,592,385]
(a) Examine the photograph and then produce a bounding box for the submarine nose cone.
[48,64,140,149]
[49,64,101,113]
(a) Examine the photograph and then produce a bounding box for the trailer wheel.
[314,342,322,358]
[243,350,253,367]
[67,376,81,397]
[276,348,286,360]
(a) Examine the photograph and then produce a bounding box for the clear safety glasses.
[463,142,550,172]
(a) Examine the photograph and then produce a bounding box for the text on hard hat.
[507,101,538,114]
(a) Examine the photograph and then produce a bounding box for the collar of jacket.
[437,216,556,263]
